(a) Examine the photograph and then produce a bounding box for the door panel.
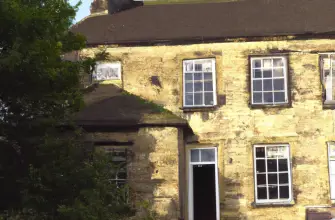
[193,164,216,220]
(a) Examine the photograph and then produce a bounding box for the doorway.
[188,148,219,220]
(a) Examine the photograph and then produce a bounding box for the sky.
[70,0,92,22]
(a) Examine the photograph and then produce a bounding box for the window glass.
[190,148,216,163]
[321,55,335,103]
[201,149,215,162]
[328,142,335,199]
[183,59,216,107]
[98,146,129,203]
[251,57,288,105]
[254,145,291,203]
[191,149,200,162]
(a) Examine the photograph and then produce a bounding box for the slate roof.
[76,84,189,128]
[71,0,335,45]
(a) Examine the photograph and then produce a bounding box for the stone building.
[71,0,335,219]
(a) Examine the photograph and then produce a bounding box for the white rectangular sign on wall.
[93,62,121,81]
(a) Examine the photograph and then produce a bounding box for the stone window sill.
[180,105,218,112]
[251,200,295,208]
[250,103,292,109]
[323,103,335,110]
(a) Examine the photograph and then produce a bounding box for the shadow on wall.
[128,129,179,220]
[221,176,248,220]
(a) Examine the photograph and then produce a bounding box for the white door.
[188,147,220,220]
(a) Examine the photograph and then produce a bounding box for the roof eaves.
[83,31,335,48]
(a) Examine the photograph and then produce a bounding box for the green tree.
[0,0,131,219]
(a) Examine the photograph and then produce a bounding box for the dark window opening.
[193,164,216,220]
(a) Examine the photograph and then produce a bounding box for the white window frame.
[328,142,335,200]
[320,53,335,104]
[100,145,129,203]
[250,56,289,105]
[183,58,217,107]
[93,61,122,81]
[253,144,293,204]
[188,147,220,220]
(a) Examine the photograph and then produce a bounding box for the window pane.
[273,68,284,77]
[263,92,273,103]
[185,73,193,81]
[253,93,262,103]
[263,69,272,78]
[257,187,267,199]
[253,60,262,68]
[330,174,335,199]
[116,180,126,187]
[329,143,335,157]
[194,93,203,105]
[273,58,284,67]
[253,69,262,78]
[195,64,202,71]
[204,81,213,91]
[263,59,272,68]
[204,92,214,105]
[255,147,265,158]
[279,186,289,199]
[330,161,335,175]
[278,159,288,171]
[256,159,266,173]
[117,172,127,180]
[201,149,215,162]
[185,62,193,71]
[263,79,273,91]
[194,73,202,80]
[201,60,212,72]
[274,92,286,103]
[268,174,278,184]
[253,80,262,92]
[274,79,285,90]
[279,173,289,184]
[267,146,285,158]
[269,185,278,199]
[185,93,193,106]
[325,75,333,101]
[257,174,266,185]
[185,83,193,92]
[267,159,277,172]
[204,72,213,80]
[191,149,200,162]
[194,82,203,92]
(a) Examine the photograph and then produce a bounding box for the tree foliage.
[0,0,131,219]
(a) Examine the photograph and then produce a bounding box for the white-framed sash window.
[320,54,335,104]
[250,57,288,105]
[183,59,217,107]
[253,144,292,204]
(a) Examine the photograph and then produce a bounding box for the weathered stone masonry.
[81,39,335,220]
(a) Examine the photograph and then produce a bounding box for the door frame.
[188,147,220,220]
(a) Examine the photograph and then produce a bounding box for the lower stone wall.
[129,127,181,220]
[89,127,182,220]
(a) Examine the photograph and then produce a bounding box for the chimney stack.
[90,0,143,15]
[90,0,108,14]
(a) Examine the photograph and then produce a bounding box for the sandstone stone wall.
[80,39,335,220]
[90,128,182,220]
[131,127,181,220]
